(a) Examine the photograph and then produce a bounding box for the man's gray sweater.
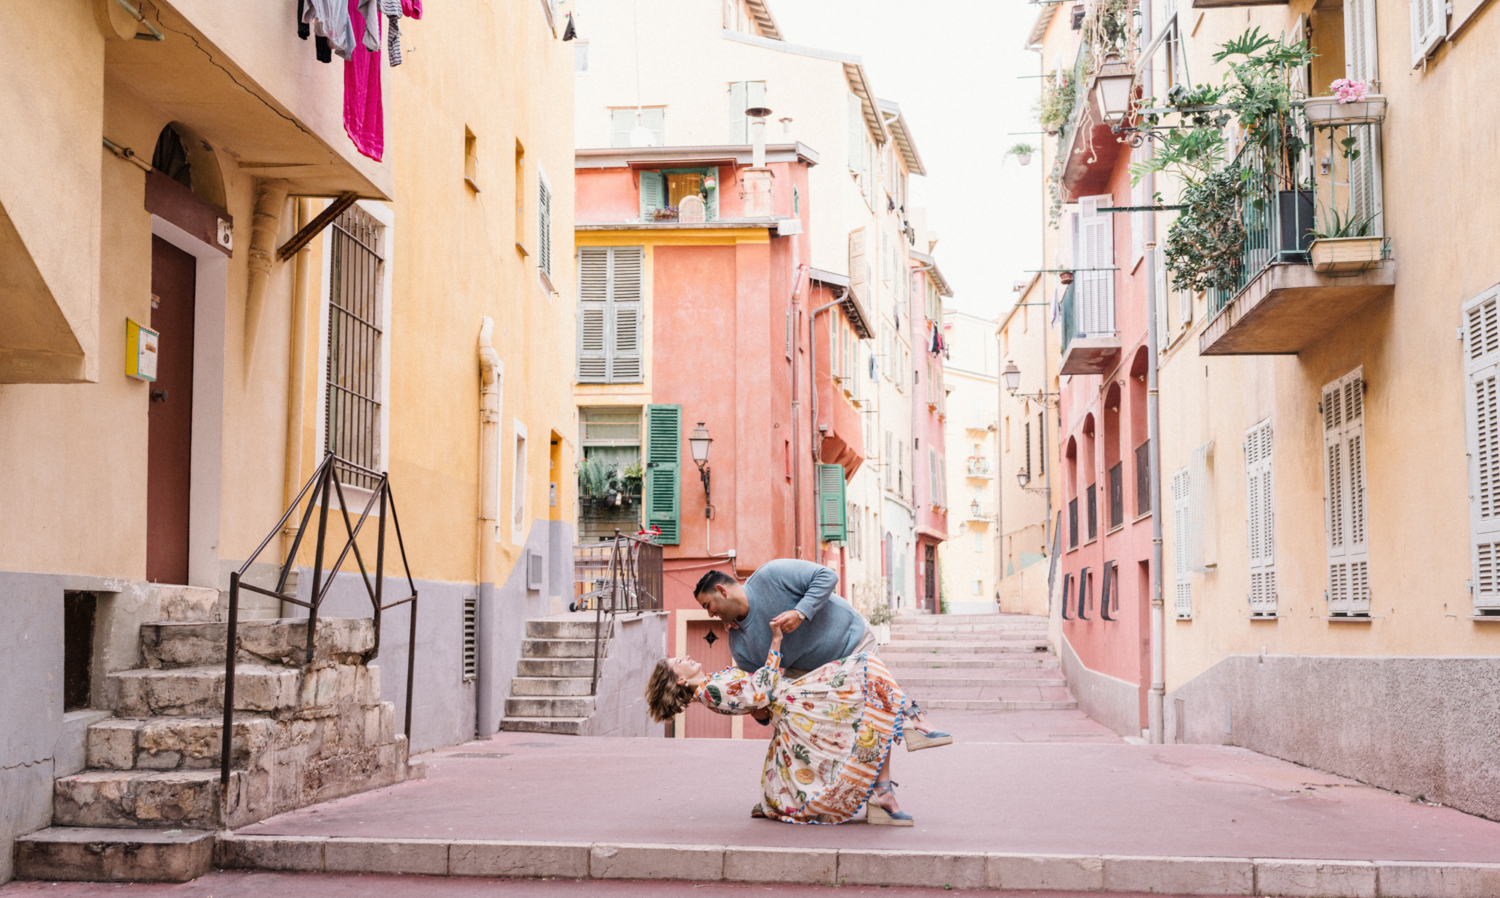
[726,559,869,674]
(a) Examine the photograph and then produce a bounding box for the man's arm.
[768,560,838,634]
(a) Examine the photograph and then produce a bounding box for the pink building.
[912,252,953,613]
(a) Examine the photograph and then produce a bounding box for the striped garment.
[694,651,907,824]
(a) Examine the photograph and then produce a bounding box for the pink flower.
[1329,78,1369,104]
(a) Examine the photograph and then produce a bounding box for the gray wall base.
[1166,654,1500,822]
[1059,633,1143,738]
[584,612,669,738]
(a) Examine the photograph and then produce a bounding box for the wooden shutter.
[610,248,644,382]
[643,404,681,545]
[639,171,666,221]
[1465,291,1500,610]
[1411,0,1445,67]
[577,248,609,382]
[1323,369,1370,614]
[1077,195,1115,337]
[537,175,552,278]
[848,229,867,305]
[1172,468,1192,618]
[1246,420,1276,616]
[705,167,719,221]
[819,464,847,542]
[1344,0,1382,227]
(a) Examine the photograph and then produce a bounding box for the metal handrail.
[573,531,663,695]
[220,452,418,794]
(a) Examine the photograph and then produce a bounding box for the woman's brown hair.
[645,658,696,723]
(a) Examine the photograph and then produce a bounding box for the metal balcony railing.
[966,458,992,477]
[572,531,664,695]
[1208,119,1386,319]
[1060,283,1078,356]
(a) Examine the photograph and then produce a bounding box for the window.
[729,81,767,143]
[537,167,553,287]
[1068,498,1079,549]
[639,168,719,222]
[1024,420,1032,479]
[973,531,983,553]
[972,579,983,595]
[1135,439,1152,516]
[1246,419,1276,617]
[577,247,644,383]
[1464,290,1500,613]
[1038,412,1046,474]
[1323,369,1370,615]
[1108,462,1124,529]
[884,431,894,489]
[848,502,860,557]
[1172,468,1192,618]
[514,142,526,253]
[464,127,481,192]
[511,421,528,543]
[323,204,387,490]
[793,186,800,217]
[1086,483,1097,541]
[1004,416,1011,452]
[1076,195,1116,337]
[578,408,643,542]
[1410,0,1444,66]
[574,41,589,73]
[610,107,665,148]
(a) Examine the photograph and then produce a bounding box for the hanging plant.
[1162,167,1249,295]
[1035,74,1080,134]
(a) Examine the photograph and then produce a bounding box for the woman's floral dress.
[694,649,907,824]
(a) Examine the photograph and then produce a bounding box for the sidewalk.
[211,709,1500,894]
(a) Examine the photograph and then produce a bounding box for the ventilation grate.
[463,596,478,681]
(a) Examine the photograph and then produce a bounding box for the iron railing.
[221,453,417,791]
[1208,119,1384,319]
[1059,283,1078,356]
[572,531,663,695]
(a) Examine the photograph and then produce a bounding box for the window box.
[1301,95,1386,127]
[1309,236,1384,274]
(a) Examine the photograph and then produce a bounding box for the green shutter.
[819,464,847,543]
[644,405,682,544]
[640,171,666,221]
[705,167,719,221]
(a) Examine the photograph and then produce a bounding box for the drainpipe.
[281,198,315,616]
[789,258,807,560]
[808,290,844,567]
[244,179,291,379]
[1141,2,1166,745]
[477,317,503,735]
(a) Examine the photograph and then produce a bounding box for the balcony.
[1199,119,1394,356]
[966,458,993,479]
[1059,282,1121,375]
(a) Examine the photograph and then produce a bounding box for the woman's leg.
[871,748,903,814]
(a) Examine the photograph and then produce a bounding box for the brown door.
[147,236,196,584]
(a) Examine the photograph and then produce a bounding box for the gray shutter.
[577,248,609,382]
[729,82,747,143]
[1246,419,1276,616]
[611,109,634,148]
[1465,291,1500,610]
[1172,468,1192,618]
[1154,245,1171,348]
[640,107,665,146]
[609,248,644,383]
[1189,442,1211,572]
[639,171,666,221]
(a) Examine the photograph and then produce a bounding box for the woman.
[646,621,949,826]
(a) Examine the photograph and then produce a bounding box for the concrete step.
[14,826,214,882]
[881,657,1057,670]
[916,699,1078,711]
[504,696,595,718]
[525,617,608,640]
[154,585,225,623]
[904,684,1075,703]
[53,769,222,829]
[896,675,1069,688]
[521,638,605,659]
[498,716,587,735]
[509,676,594,697]
[86,716,274,771]
[141,617,374,669]
[518,657,596,678]
[106,664,301,717]
[881,641,1051,654]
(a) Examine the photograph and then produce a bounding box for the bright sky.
[772,0,1046,323]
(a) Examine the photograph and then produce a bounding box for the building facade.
[940,310,1001,614]
[0,2,577,879]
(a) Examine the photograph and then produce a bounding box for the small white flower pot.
[1016,153,1033,166]
[1302,95,1387,127]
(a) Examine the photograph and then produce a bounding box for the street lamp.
[1003,360,1021,395]
[971,499,982,519]
[689,422,714,518]
[1093,53,1136,125]
[1017,469,1031,489]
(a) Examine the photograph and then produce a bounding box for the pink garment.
[343,0,383,161]
[401,0,421,18]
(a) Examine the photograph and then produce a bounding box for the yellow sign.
[126,318,159,382]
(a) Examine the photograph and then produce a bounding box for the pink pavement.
[0,871,1235,898]
[225,709,1500,864]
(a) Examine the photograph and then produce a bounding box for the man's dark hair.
[693,569,736,597]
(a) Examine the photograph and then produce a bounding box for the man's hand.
[770,610,806,633]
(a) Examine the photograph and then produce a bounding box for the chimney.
[746,106,772,170]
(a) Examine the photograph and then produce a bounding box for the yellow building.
[0,1,575,878]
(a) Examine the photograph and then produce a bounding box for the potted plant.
[1302,78,1387,127]
[621,460,644,503]
[1008,142,1036,166]
[1308,209,1383,274]
[867,602,894,644]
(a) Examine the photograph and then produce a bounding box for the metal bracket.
[276,192,360,261]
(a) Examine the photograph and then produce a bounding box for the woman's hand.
[769,619,784,652]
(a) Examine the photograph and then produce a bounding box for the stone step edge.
[216,835,1500,896]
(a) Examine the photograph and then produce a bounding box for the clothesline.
[297,0,424,162]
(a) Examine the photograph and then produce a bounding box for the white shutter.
[1153,245,1171,349]
[610,109,634,148]
[1464,290,1500,610]
[1246,420,1276,616]
[537,173,552,279]
[1077,195,1115,337]
[610,248,644,382]
[1410,0,1445,67]
[729,82,747,143]
[577,248,609,382]
[1324,369,1370,614]
[849,229,867,306]
[1131,150,1145,269]
[1172,468,1192,619]
[885,430,894,489]
[1344,0,1383,228]
[848,94,864,174]
[1189,442,1212,572]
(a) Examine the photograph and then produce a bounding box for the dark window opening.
[152,126,193,191]
[1135,440,1152,516]
[1086,484,1098,541]
[1068,498,1079,549]
[1108,462,1124,529]
[64,592,96,712]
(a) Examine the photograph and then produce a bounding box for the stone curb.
[216,835,1500,896]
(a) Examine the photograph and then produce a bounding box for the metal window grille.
[1135,440,1152,516]
[325,205,384,490]
[1086,484,1098,541]
[462,596,478,681]
[1108,462,1124,529]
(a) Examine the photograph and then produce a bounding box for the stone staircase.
[16,596,412,883]
[881,612,1076,711]
[500,614,608,735]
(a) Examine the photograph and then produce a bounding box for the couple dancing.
[646,560,951,826]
